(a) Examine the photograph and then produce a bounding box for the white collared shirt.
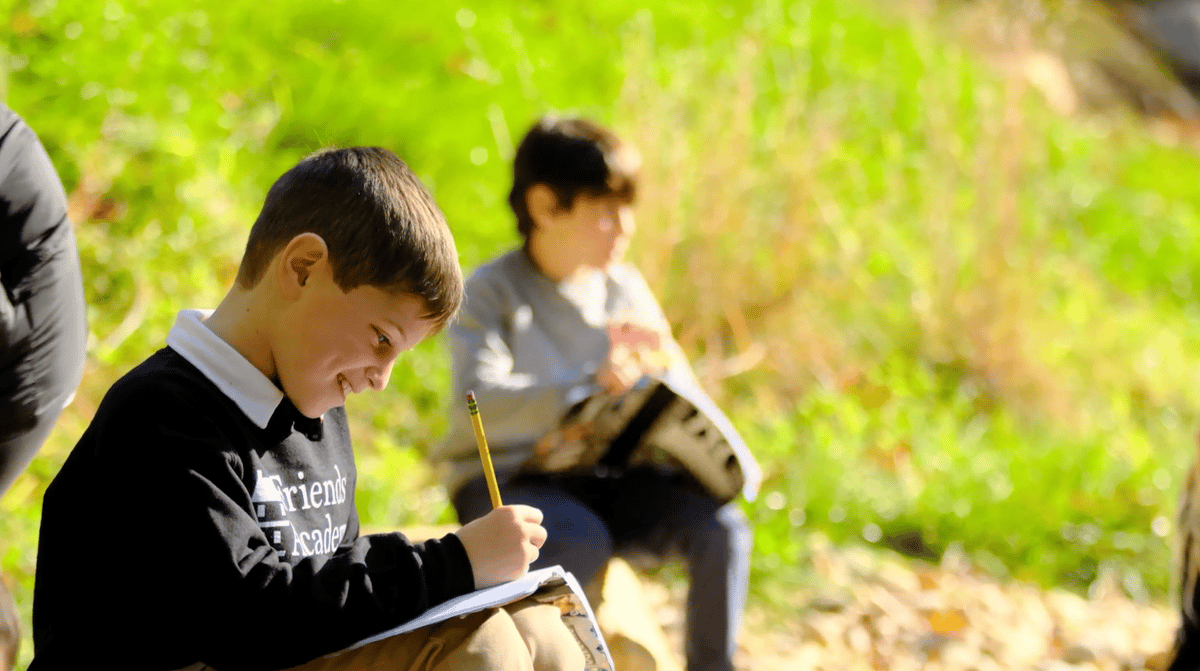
[165,309,286,430]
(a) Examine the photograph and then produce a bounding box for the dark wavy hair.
[235,147,463,327]
[508,116,639,239]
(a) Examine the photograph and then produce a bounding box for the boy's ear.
[277,232,330,299]
[525,184,561,232]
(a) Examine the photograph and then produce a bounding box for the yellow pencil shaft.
[468,402,503,509]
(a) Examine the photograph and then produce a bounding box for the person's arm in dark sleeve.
[0,105,87,495]
[175,457,475,670]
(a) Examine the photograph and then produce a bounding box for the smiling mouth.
[338,374,352,399]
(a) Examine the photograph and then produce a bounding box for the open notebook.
[344,565,614,671]
[525,371,761,503]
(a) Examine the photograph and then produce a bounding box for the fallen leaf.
[923,608,969,635]
[917,571,939,591]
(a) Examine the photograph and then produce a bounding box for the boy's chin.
[590,255,623,271]
[293,397,337,419]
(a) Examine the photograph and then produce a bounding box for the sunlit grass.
[616,0,1200,598]
[2,0,1200,667]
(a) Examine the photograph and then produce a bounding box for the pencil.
[466,391,503,509]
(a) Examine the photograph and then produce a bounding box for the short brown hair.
[508,116,639,239]
[236,147,463,327]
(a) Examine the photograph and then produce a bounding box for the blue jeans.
[453,469,752,671]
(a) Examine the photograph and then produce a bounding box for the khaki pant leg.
[505,599,585,671]
[436,607,536,671]
[282,608,534,671]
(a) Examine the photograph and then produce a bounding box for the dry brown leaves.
[641,540,1177,671]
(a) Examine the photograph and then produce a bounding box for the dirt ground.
[642,541,1179,671]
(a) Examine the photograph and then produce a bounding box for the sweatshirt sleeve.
[163,450,474,670]
[613,264,698,385]
[442,271,598,458]
[0,106,87,493]
[33,374,476,671]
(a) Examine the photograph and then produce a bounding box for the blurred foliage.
[2,0,1200,667]
[613,0,1200,605]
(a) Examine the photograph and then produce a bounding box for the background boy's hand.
[607,321,662,351]
[454,504,547,588]
[601,321,675,395]
[596,344,645,396]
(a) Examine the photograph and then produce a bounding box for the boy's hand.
[596,344,644,396]
[607,321,662,351]
[454,505,547,588]
[601,321,674,395]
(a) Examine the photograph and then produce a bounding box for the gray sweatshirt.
[430,248,698,495]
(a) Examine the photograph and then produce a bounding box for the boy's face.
[553,193,635,270]
[275,270,437,418]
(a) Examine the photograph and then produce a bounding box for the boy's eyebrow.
[383,317,407,341]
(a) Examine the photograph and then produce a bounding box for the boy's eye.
[375,328,391,347]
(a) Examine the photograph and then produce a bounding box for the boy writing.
[431,117,755,671]
[31,147,583,671]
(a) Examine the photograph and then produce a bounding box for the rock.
[1062,644,1097,665]
[810,593,852,613]
[592,557,683,671]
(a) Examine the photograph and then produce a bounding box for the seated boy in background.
[431,116,755,671]
[31,147,583,671]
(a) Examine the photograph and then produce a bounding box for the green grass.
[2,0,1199,667]
[613,0,1200,602]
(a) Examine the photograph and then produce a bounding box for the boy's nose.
[367,362,393,391]
[617,206,635,235]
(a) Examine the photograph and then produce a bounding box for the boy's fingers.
[530,524,547,548]
[512,504,544,525]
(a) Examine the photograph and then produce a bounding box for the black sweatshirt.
[30,346,475,671]
[0,105,87,494]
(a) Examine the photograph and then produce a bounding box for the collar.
[165,309,286,430]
